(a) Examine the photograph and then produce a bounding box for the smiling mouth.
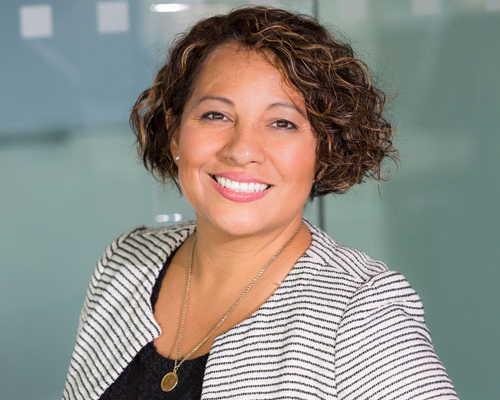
[210,175,271,193]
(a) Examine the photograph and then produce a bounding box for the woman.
[62,6,458,400]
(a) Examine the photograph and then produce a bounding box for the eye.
[272,119,297,130]
[201,112,229,121]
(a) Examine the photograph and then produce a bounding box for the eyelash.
[201,112,228,121]
[201,112,297,130]
[272,120,297,130]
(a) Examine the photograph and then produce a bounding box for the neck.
[190,216,309,290]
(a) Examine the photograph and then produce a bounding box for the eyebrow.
[197,95,233,106]
[268,101,306,118]
[196,95,306,118]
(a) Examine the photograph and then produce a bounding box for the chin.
[208,213,266,237]
[203,207,302,239]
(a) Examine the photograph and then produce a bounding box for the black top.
[98,253,209,400]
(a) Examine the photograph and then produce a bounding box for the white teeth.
[214,176,269,193]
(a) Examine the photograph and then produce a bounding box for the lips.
[209,173,271,202]
[212,175,270,193]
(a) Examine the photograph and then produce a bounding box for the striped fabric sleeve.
[334,270,459,400]
[75,226,144,336]
[62,227,147,400]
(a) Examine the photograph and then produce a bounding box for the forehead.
[195,43,277,85]
[189,42,304,104]
[202,42,272,70]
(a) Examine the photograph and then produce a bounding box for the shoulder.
[305,220,389,283]
[77,221,196,329]
[303,224,458,399]
[114,220,197,246]
[87,221,196,299]
[99,220,196,263]
[304,220,422,320]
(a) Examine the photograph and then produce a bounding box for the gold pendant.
[161,371,178,392]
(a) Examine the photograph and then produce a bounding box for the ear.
[166,110,180,162]
[170,130,179,159]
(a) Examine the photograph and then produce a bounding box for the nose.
[218,121,265,166]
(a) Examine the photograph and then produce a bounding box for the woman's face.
[172,43,317,237]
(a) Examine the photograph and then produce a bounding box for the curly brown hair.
[130,6,397,196]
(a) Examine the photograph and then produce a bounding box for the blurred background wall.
[1,0,499,399]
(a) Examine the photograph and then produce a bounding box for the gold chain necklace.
[160,222,302,392]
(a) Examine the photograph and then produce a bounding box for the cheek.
[177,127,218,166]
[277,139,317,185]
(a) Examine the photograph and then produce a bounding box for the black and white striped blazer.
[62,220,458,400]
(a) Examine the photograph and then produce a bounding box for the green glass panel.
[319,2,500,399]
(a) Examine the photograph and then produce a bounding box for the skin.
[153,43,318,359]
